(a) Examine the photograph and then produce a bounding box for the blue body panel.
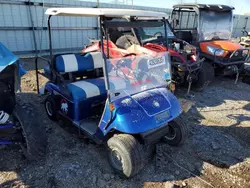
[45,79,182,140]
[45,82,107,120]
[0,123,16,145]
[0,140,13,145]
[0,43,26,145]
[0,42,26,75]
[0,42,18,72]
[0,123,15,129]
[101,87,182,135]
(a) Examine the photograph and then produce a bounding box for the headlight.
[207,46,224,56]
[190,55,197,62]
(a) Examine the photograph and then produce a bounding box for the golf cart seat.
[44,52,104,78]
[54,52,105,100]
[67,76,128,101]
[67,77,106,101]
[55,52,103,73]
[54,52,128,102]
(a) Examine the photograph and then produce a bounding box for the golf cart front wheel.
[163,117,188,146]
[107,134,145,178]
[45,95,57,121]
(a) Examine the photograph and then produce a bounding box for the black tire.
[192,61,214,92]
[44,95,57,121]
[13,102,47,160]
[163,117,188,146]
[242,74,250,84]
[144,144,155,163]
[107,134,145,178]
[116,35,139,49]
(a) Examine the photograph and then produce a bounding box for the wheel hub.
[45,101,53,116]
[110,149,123,171]
[164,124,176,140]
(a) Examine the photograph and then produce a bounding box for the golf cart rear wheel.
[163,117,188,146]
[107,134,145,178]
[13,102,47,160]
[192,61,214,92]
[45,95,57,121]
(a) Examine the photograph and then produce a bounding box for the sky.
[102,0,250,15]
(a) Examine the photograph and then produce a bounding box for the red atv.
[130,23,212,93]
[84,16,212,94]
[104,18,214,93]
[82,40,169,88]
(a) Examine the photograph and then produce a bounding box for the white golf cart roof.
[45,8,167,18]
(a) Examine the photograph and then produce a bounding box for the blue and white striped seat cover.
[67,77,128,101]
[67,77,106,100]
[56,52,103,73]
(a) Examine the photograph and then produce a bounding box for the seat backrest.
[55,52,103,73]
[174,31,193,44]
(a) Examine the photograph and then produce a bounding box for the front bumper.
[201,48,250,65]
[173,59,203,73]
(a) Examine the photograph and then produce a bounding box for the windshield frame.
[137,19,175,44]
[100,16,170,102]
[198,9,233,41]
[106,52,172,102]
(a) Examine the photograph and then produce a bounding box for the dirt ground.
[0,59,250,188]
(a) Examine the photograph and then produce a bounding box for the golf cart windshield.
[106,51,171,101]
[136,20,175,43]
[199,10,233,41]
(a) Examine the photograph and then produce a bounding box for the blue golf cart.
[0,42,47,160]
[37,8,188,177]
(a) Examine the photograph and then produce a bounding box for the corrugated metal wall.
[0,0,249,57]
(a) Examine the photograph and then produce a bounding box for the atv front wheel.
[192,61,214,92]
[107,134,145,178]
[13,102,47,160]
[163,117,188,146]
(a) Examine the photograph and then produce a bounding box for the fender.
[99,87,182,135]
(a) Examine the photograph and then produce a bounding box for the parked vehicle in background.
[239,29,250,48]
[0,42,47,160]
[171,4,250,83]
[86,16,211,94]
[132,18,211,92]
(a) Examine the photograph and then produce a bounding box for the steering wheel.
[154,32,163,37]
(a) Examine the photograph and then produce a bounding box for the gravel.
[0,65,250,188]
